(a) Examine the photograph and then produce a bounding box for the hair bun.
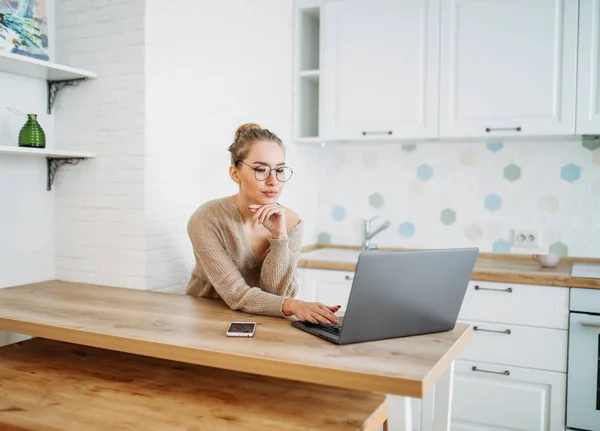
[235,123,261,140]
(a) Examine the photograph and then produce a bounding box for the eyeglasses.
[236,160,294,182]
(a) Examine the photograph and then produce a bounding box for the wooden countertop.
[0,338,387,431]
[299,246,600,289]
[0,280,472,398]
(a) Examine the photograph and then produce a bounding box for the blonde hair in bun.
[228,123,284,165]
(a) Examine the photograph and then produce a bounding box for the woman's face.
[233,140,288,205]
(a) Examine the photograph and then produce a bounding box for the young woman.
[185,123,340,325]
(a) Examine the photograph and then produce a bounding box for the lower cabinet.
[451,360,566,431]
[296,268,354,309]
[298,268,569,431]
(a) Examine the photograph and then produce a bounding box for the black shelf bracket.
[46,157,86,191]
[47,78,88,115]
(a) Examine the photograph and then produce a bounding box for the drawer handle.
[345,275,354,280]
[474,326,511,335]
[581,322,600,329]
[485,126,521,132]
[472,366,510,376]
[362,130,393,136]
[474,285,512,293]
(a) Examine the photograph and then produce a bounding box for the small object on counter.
[532,253,560,268]
[571,263,600,279]
[18,113,46,148]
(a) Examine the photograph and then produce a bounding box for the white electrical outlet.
[513,229,539,248]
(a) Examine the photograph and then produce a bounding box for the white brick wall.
[54,0,147,289]
[52,0,317,294]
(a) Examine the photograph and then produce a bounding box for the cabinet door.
[295,269,309,302]
[457,320,568,372]
[577,0,600,134]
[322,0,440,140]
[300,269,354,310]
[439,0,578,138]
[452,360,566,431]
[458,281,569,330]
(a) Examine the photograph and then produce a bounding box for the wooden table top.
[0,281,472,398]
[0,338,387,431]
[299,247,600,289]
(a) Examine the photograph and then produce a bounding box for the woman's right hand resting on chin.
[282,298,341,325]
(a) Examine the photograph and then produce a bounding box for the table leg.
[385,395,412,431]
[385,361,455,431]
[432,360,455,431]
[420,385,434,431]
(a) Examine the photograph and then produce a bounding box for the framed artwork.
[0,0,49,61]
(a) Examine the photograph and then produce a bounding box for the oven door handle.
[581,322,600,329]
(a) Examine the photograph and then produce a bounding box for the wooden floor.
[0,338,387,431]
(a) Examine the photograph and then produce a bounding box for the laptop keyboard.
[321,325,341,335]
[305,322,342,336]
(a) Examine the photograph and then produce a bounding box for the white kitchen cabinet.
[458,280,570,330]
[576,0,600,134]
[454,281,568,430]
[321,0,440,140]
[457,320,568,373]
[299,266,570,430]
[452,360,566,431]
[297,268,354,309]
[439,0,578,138]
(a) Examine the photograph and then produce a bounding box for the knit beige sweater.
[185,197,304,317]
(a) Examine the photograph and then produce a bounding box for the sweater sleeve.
[260,221,304,297]
[188,219,287,317]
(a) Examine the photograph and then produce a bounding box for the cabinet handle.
[485,126,521,132]
[362,130,393,136]
[581,322,600,329]
[474,285,513,293]
[345,275,354,280]
[471,366,510,376]
[474,326,511,335]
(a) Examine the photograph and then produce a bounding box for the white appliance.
[567,288,600,431]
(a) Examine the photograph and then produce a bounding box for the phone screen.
[228,323,255,333]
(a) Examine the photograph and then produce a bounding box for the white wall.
[0,72,55,289]
[145,0,319,293]
[53,0,147,288]
[0,0,58,290]
[0,0,57,345]
[34,0,318,297]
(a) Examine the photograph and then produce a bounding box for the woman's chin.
[257,194,279,204]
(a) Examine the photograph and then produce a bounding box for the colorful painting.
[0,0,49,61]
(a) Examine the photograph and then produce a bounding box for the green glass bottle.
[18,114,46,148]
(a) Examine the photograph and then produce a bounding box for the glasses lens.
[276,167,293,182]
[254,166,270,181]
[252,166,293,182]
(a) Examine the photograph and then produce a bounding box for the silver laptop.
[291,247,479,345]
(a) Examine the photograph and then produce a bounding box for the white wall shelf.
[0,51,98,114]
[0,146,96,159]
[0,146,97,191]
[0,51,97,81]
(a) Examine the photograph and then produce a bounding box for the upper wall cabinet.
[439,0,578,138]
[576,0,600,135]
[321,0,440,140]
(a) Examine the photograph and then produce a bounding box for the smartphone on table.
[226,322,256,337]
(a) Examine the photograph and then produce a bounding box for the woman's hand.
[283,299,341,325]
[249,204,287,238]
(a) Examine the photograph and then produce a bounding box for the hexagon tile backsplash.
[315,139,600,257]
